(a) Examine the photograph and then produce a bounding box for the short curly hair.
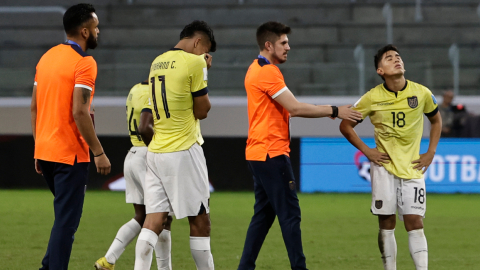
[63,3,96,36]
[180,20,216,52]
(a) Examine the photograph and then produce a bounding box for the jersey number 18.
[391,111,406,127]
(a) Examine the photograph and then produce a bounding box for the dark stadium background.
[1,1,480,189]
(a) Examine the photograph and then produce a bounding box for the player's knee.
[378,215,396,230]
[163,215,173,230]
[404,215,424,231]
[133,204,147,226]
[134,213,146,227]
[190,223,211,236]
[189,215,211,237]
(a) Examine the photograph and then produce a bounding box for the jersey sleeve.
[258,66,287,98]
[423,88,439,117]
[74,56,97,91]
[189,56,209,97]
[352,91,372,122]
[142,96,153,114]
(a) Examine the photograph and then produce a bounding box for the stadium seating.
[1,0,480,96]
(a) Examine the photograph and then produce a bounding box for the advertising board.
[301,138,480,193]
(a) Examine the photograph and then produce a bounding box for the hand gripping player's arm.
[72,87,111,175]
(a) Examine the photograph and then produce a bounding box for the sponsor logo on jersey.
[377,102,394,106]
[431,94,437,105]
[407,96,418,108]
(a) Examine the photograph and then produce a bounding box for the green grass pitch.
[1,190,479,269]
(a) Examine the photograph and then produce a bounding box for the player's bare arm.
[72,86,111,175]
[138,110,154,146]
[193,93,211,120]
[274,89,362,121]
[412,111,442,173]
[30,85,43,174]
[340,119,390,166]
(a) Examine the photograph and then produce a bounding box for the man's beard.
[87,34,98,50]
[273,51,287,64]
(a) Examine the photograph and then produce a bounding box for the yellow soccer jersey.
[126,82,150,147]
[353,80,438,179]
[146,48,208,153]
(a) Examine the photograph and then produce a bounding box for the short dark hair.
[256,21,291,51]
[374,44,400,70]
[63,3,96,36]
[374,44,400,81]
[180,20,216,52]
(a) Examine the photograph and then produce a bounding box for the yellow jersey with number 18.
[146,48,208,153]
[353,80,438,179]
[126,81,149,147]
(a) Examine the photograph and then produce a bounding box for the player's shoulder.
[256,62,283,80]
[185,53,206,67]
[77,54,96,67]
[130,81,149,96]
[151,49,178,63]
[353,88,373,108]
[406,80,431,94]
[359,86,375,99]
[370,83,385,93]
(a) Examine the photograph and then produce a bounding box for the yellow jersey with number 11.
[146,48,208,153]
[353,80,438,179]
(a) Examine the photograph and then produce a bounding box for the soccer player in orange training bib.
[238,21,362,270]
[340,45,442,270]
[31,4,111,270]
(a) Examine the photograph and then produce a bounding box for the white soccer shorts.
[124,146,148,204]
[370,162,426,221]
[144,143,210,219]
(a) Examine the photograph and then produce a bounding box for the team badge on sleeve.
[407,96,418,108]
[431,94,437,105]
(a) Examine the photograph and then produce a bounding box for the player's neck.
[174,39,195,54]
[259,51,277,65]
[66,36,87,52]
[384,76,406,92]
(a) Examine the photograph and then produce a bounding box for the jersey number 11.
[151,75,171,119]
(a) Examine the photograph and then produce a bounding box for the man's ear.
[377,67,384,77]
[264,41,273,52]
[80,27,88,40]
[194,37,201,48]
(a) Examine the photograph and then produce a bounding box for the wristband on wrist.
[94,152,104,157]
[331,105,338,118]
